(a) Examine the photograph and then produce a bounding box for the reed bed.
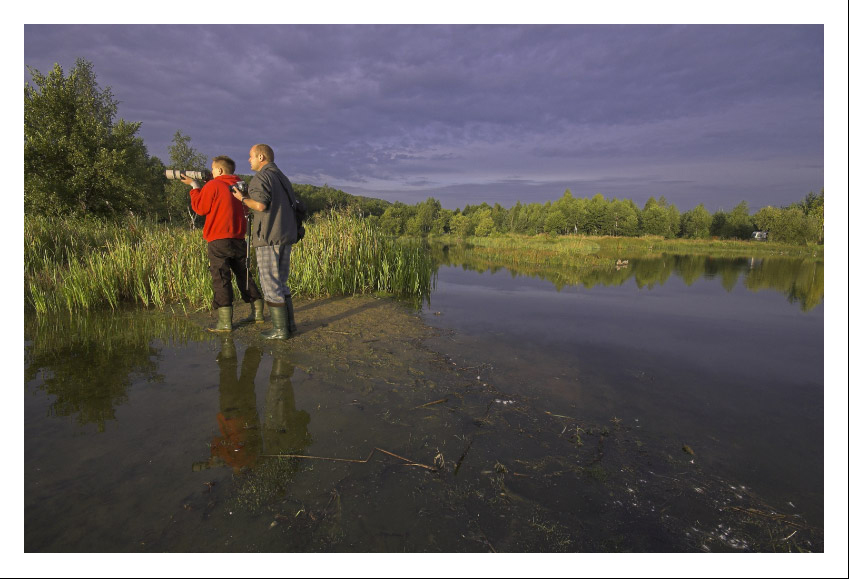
[291,210,433,299]
[24,211,435,316]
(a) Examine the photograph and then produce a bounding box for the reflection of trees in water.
[24,311,211,432]
[434,245,823,311]
[744,258,824,312]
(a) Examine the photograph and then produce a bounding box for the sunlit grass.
[25,211,435,316]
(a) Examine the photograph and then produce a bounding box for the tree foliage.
[24,58,164,217]
[680,204,712,239]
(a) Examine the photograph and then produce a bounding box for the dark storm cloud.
[24,24,824,211]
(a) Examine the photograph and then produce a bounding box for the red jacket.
[190,174,248,242]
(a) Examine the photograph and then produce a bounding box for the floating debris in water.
[682,444,695,455]
[494,399,516,405]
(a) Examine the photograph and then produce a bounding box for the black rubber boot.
[261,304,291,340]
[208,306,233,332]
[238,299,265,325]
[284,295,297,334]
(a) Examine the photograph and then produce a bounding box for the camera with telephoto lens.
[164,169,211,181]
[230,181,247,194]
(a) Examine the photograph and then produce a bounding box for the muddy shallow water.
[24,286,823,552]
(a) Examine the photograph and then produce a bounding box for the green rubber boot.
[238,299,265,325]
[208,306,233,333]
[284,295,297,334]
[261,304,291,340]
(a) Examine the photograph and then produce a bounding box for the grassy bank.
[24,211,435,316]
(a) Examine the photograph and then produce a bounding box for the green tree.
[449,212,472,237]
[506,201,525,233]
[610,198,640,237]
[790,190,824,244]
[665,203,681,238]
[24,58,163,217]
[491,203,508,233]
[584,194,613,235]
[473,208,495,237]
[680,204,712,239]
[640,197,671,236]
[710,210,728,238]
[543,209,568,235]
[772,207,819,244]
[753,205,781,235]
[726,201,754,239]
[406,197,442,236]
[379,205,405,236]
[556,190,586,235]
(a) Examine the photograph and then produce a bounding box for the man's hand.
[234,190,267,212]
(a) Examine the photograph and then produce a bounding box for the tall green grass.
[292,210,433,299]
[25,211,435,316]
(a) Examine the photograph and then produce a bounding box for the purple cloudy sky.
[24,24,824,212]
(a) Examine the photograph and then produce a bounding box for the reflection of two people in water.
[193,338,311,473]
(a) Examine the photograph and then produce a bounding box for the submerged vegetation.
[24,211,435,316]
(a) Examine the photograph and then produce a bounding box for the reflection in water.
[263,349,312,455]
[24,310,212,432]
[194,339,311,474]
[434,243,824,311]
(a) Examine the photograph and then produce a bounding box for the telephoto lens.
[165,169,211,180]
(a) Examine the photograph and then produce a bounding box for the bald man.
[231,144,300,339]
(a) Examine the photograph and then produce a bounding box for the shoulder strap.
[270,170,298,208]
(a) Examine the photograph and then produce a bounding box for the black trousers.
[207,238,263,309]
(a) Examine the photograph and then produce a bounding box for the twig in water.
[545,411,576,420]
[413,398,448,409]
[261,447,438,471]
[723,506,812,530]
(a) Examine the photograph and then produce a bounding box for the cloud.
[24,24,824,212]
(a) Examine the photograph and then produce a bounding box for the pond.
[23,249,824,553]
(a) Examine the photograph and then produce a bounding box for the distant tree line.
[372,191,824,245]
[24,58,823,245]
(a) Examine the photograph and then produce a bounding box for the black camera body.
[230,181,247,194]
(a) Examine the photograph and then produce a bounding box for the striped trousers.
[255,244,292,304]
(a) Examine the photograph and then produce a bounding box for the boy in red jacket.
[182,156,263,331]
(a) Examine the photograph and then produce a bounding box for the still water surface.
[24,253,824,551]
[424,255,824,527]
